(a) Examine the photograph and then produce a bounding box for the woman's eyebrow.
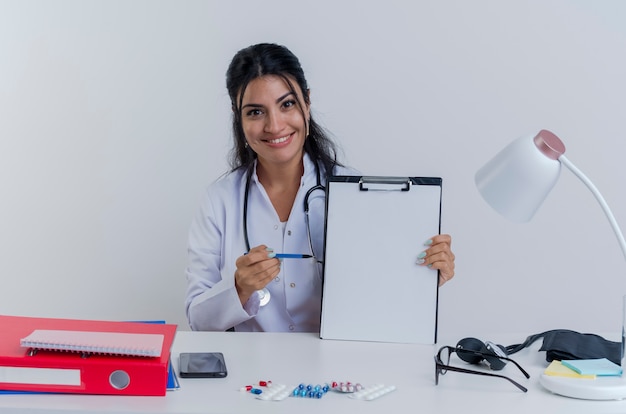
[242,91,296,110]
[241,102,263,110]
[275,91,295,103]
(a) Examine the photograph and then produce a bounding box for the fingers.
[417,234,455,286]
[234,245,281,304]
[428,234,452,247]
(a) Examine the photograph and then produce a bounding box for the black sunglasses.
[434,345,530,392]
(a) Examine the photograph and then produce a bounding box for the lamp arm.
[559,155,626,262]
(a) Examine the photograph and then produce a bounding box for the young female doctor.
[185,43,456,332]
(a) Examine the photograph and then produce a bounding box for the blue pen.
[275,253,313,259]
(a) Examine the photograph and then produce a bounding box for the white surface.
[320,177,440,343]
[3,331,626,413]
[1,1,626,339]
[0,366,80,386]
[540,373,626,401]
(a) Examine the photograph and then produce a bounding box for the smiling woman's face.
[240,75,310,170]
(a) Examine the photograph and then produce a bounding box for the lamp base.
[540,374,626,400]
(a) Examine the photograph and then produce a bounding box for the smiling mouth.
[265,134,291,144]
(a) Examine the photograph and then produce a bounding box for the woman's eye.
[282,100,296,109]
[246,108,263,117]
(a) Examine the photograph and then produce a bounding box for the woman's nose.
[263,110,285,134]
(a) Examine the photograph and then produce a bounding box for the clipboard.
[320,176,442,344]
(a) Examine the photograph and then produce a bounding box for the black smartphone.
[179,352,227,378]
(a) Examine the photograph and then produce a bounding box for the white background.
[1,0,625,341]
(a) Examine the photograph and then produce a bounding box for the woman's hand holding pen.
[417,234,455,286]
[234,245,280,305]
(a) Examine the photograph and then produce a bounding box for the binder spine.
[0,358,168,396]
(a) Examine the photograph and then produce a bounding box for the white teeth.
[267,136,289,144]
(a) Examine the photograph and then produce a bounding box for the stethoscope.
[242,161,325,306]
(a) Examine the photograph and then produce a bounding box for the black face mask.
[505,330,622,366]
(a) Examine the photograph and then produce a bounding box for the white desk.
[2,331,626,413]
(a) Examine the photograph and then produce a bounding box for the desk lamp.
[475,129,626,400]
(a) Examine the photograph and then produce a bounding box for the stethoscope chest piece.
[258,288,271,307]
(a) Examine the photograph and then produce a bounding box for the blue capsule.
[250,388,262,395]
[292,382,328,399]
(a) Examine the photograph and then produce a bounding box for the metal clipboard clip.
[359,176,411,192]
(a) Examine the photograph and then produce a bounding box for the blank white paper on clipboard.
[320,176,442,344]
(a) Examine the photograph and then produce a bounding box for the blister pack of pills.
[291,383,330,399]
[329,381,364,393]
[348,384,397,401]
[255,383,292,401]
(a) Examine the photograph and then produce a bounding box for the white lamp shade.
[475,131,566,223]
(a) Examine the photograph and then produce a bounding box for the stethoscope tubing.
[243,162,323,254]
